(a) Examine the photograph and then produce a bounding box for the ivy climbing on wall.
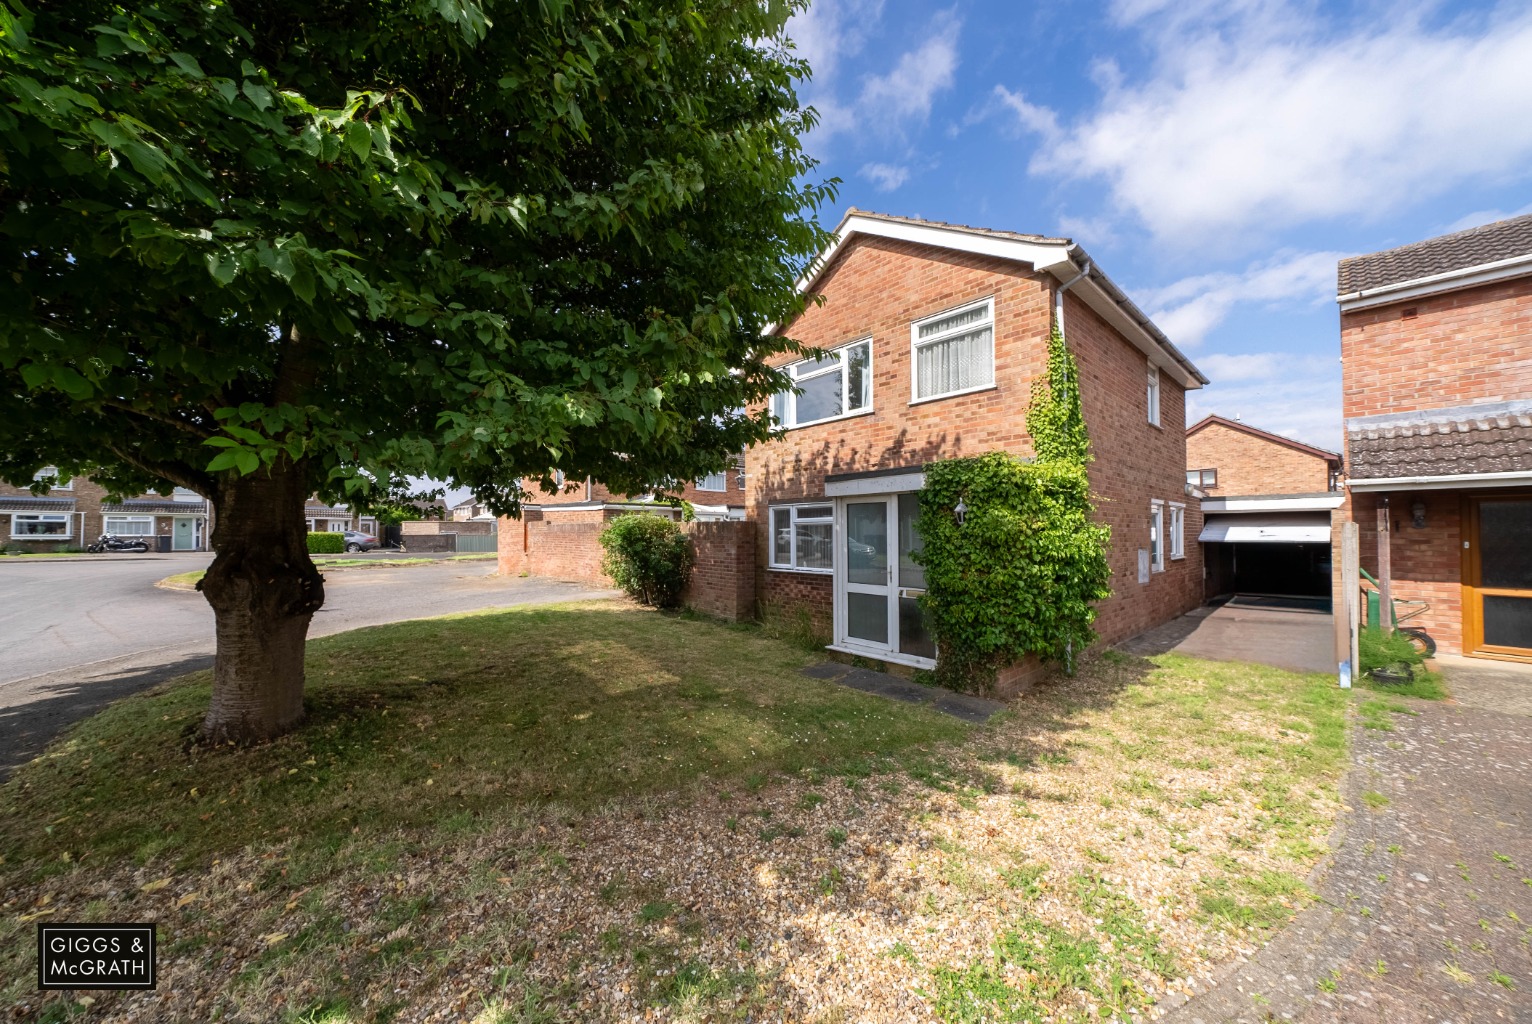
[914,321,1112,691]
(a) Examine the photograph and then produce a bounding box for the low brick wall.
[682,521,755,621]
[499,512,759,621]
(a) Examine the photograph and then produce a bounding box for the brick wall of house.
[1332,276,1532,661]
[747,235,1203,649]
[1186,420,1334,495]
[681,521,756,621]
[0,476,110,551]
[522,463,748,511]
[1064,290,1206,644]
[1346,490,1466,655]
[1340,277,1532,419]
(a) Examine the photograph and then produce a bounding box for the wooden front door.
[1464,495,1532,661]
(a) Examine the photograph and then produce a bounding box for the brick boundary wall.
[681,521,756,621]
[498,512,759,622]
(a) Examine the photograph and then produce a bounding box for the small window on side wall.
[1149,501,1165,572]
[1187,468,1217,488]
[1146,365,1161,426]
[1169,503,1185,560]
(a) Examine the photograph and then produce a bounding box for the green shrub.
[599,513,693,608]
[916,453,1112,691]
[306,531,345,554]
[1358,626,1423,675]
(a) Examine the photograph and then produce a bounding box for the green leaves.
[916,452,1112,691]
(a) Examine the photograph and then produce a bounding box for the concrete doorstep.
[801,662,1006,723]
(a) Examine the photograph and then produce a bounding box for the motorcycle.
[86,533,150,554]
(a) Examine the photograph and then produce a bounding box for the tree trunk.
[198,461,324,743]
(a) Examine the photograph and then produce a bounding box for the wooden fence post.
[1377,498,1392,629]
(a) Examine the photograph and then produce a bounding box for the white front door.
[835,493,937,665]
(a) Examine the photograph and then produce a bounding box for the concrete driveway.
[0,556,614,776]
[1119,595,1337,675]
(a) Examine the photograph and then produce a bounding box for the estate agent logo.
[37,924,157,990]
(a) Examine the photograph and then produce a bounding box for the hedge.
[306,531,345,554]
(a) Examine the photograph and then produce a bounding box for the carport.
[1200,494,1344,604]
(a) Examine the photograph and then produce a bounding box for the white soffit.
[1202,495,1345,513]
[792,213,1206,390]
[824,470,926,497]
[1348,470,1532,492]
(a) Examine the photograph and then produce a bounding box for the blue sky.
[783,0,1532,451]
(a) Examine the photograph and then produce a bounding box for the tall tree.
[0,0,830,741]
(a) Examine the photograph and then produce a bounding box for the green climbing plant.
[914,322,1111,691]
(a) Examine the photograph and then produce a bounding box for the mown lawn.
[2,607,1371,1024]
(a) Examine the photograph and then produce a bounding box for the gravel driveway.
[1166,664,1532,1023]
[0,557,612,776]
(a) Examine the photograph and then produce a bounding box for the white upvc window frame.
[33,466,71,491]
[1169,502,1186,560]
[695,471,729,492]
[767,502,834,574]
[11,513,72,539]
[1147,364,1161,427]
[1149,500,1166,573]
[770,338,873,430]
[909,296,996,405]
[104,515,155,537]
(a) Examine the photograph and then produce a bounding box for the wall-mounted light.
[1411,501,1427,529]
[954,499,968,527]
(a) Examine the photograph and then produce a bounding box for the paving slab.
[1163,666,1532,1024]
[1119,596,1336,675]
[801,663,1005,723]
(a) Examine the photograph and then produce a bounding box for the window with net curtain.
[912,298,994,401]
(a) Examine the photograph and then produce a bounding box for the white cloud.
[860,162,911,191]
[854,10,960,128]
[991,85,1059,138]
[789,5,961,149]
[1442,202,1532,235]
[1187,353,1343,452]
[1143,249,1348,347]
[1009,7,1532,247]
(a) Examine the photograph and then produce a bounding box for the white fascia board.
[824,470,926,497]
[1202,495,1345,513]
[1337,253,1532,312]
[1348,470,1532,492]
[1067,275,1204,390]
[1199,520,1331,543]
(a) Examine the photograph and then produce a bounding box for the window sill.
[779,407,875,432]
[909,383,997,407]
[767,565,833,576]
[826,643,936,671]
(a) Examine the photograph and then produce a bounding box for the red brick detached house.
[748,210,1209,671]
[0,468,213,552]
[1187,415,1344,603]
[1334,214,1532,662]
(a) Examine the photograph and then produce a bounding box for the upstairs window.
[769,339,871,429]
[1186,468,1217,488]
[1147,365,1161,426]
[912,298,994,402]
[696,471,728,492]
[33,466,71,491]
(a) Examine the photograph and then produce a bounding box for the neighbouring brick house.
[302,501,379,538]
[1332,213,1532,663]
[748,210,1208,676]
[1188,415,1344,602]
[0,468,213,551]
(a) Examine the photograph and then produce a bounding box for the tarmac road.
[0,554,612,776]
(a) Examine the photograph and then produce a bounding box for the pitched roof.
[1345,400,1532,480]
[0,495,75,512]
[1338,213,1532,298]
[1187,415,1342,464]
[785,208,1208,387]
[102,499,207,515]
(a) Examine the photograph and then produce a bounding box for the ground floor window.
[11,513,70,538]
[104,516,154,536]
[1150,501,1165,572]
[1169,503,1185,560]
[769,504,833,572]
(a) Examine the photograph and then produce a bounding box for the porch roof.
[1346,399,1532,481]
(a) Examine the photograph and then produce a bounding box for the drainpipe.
[1054,259,1092,334]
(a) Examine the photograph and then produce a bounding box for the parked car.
[342,530,379,553]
